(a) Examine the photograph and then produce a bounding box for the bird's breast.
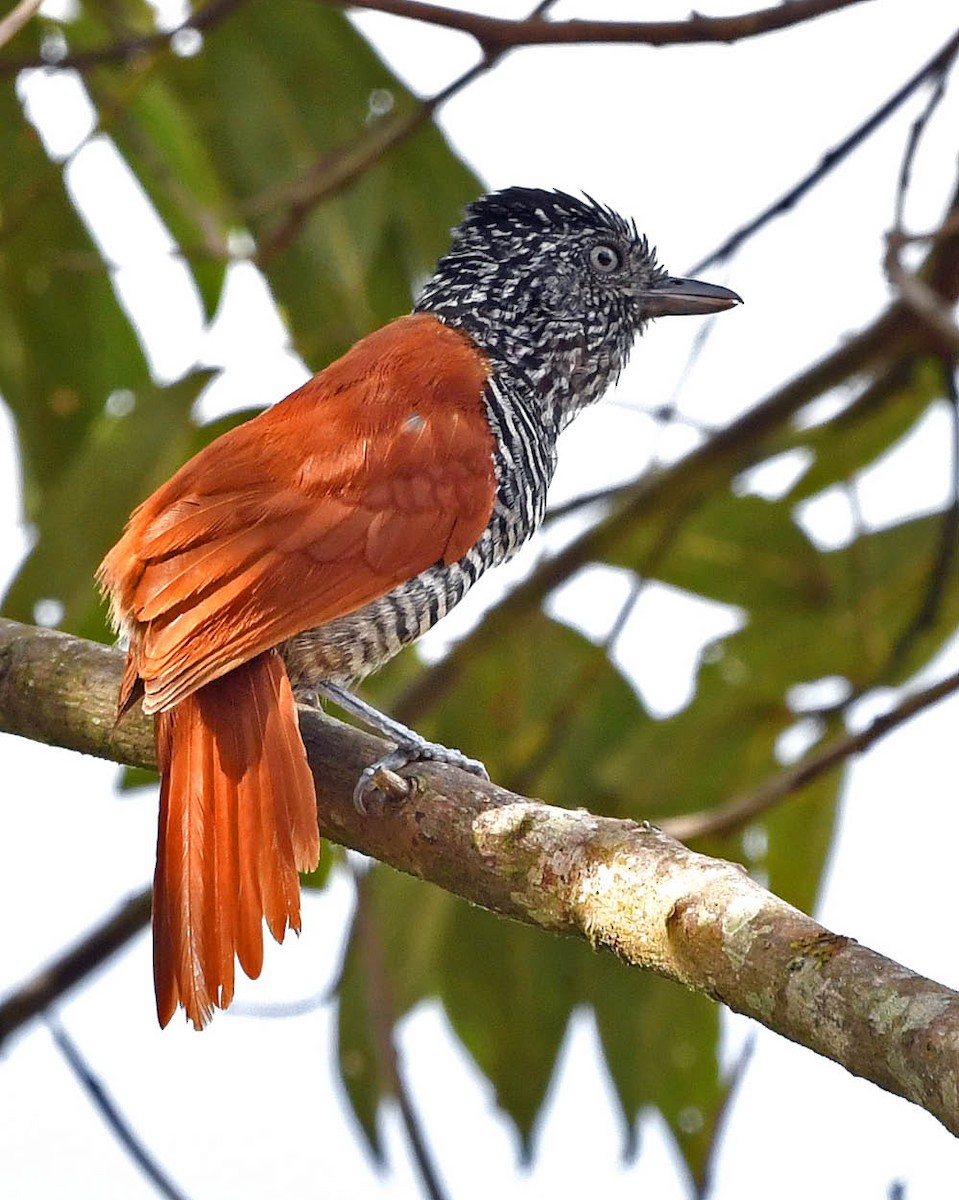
[282,376,557,688]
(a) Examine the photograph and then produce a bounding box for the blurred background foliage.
[1,0,957,1191]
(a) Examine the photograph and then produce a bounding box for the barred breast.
[282,374,557,689]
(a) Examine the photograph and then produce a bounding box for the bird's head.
[416,187,740,425]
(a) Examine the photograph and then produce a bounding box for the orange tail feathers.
[152,650,319,1029]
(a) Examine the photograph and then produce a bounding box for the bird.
[98,187,741,1030]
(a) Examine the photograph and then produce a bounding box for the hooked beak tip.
[643,277,742,319]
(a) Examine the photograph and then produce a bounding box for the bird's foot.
[353,737,489,812]
[314,681,489,813]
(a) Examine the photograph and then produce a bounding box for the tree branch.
[0,889,151,1051]
[46,1016,192,1200]
[0,0,41,51]
[1,616,958,1136]
[660,666,959,841]
[692,26,959,273]
[322,0,871,51]
[0,0,247,76]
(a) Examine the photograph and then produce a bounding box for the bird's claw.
[353,739,489,813]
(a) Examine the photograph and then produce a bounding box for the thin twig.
[692,26,959,274]
[253,0,558,262]
[0,0,41,50]
[893,212,959,246]
[884,59,959,355]
[696,1035,756,1200]
[891,60,952,231]
[0,889,152,1050]
[888,367,959,671]
[45,1015,191,1200]
[878,61,959,675]
[0,0,246,75]
[322,0,869,51]
[604,574,645,660]
[660,666,959,841]
[351,866,449,1200]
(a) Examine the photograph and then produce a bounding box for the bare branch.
[321,0,871,52]
[0,890,151,1051]
[0,0,247,76]
[884,60,959,346]
[0,0,41,51]
[661,667,959,841]
[693,26,959,273]
[885,250,959,356]
[46,1016,191,1200]
[2,617,959,1135]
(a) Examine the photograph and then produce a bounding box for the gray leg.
[315,681,489,810]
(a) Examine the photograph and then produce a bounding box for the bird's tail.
[152,650,319,1029]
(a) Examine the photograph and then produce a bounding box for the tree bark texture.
[1,615,957,1136]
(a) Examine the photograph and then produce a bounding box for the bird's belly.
[281,507,528,690]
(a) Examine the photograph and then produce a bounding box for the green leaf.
[118,765,159,791]
[153,1,480,363]
[0,84,151,506]
[784,356,945,502]
[626,492,830,615]
[438,905,577,1154]
[49,3,232,318]
[2,371,213,639]
[763,769,842,915]
[336,867,454,1156]
[590,950,724,1184]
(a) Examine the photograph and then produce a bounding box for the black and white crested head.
[415,187,740,430]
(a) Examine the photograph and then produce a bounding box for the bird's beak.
[641,276,742,318]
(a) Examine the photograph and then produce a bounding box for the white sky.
[2,1,959,1197]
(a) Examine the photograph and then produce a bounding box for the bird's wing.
[98,313,496,712]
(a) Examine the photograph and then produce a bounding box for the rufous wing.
[99,312,497,713]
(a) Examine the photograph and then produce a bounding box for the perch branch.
[323,0,870,51]
[1,617,959,1136]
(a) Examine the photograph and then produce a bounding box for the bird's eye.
[589,242,622,274]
